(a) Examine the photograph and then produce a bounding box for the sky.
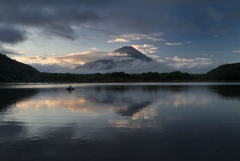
[1,0,240,73]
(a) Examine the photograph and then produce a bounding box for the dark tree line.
[27,71,207,83]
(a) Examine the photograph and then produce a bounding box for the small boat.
[66,87,74,90]
[66,85,74,91]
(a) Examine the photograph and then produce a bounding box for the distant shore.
[1,81,240,85]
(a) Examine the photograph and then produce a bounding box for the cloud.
[108,33,165,43]
[165,56,211,63]
[16,51,110,65]
[131,44,158,54]
[0,0,239,44]
[72,59,171,74]
[30,63,72,73]
[51,51,111,65]
[42,27,77,40]
[165,56,212,63]
[165,43,182,45]
[232,50,240,53]
[68,52,217,74]
[148,55,160,59]
[196,58,212,61]
[108,38,130,43]
[14,55,73,72]
[15,55,47,64]
[0,44,22,55]
[166,56,195,62]
[72,55,219,74]
[13,51,114,72]
[162,56,218,73]
[0,0,102,41]
[0,26,27,44]
[13,49,218,74]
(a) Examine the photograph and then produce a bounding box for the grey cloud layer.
[1,0,240,44]
[0,27,27,44]
[0,44,21,55]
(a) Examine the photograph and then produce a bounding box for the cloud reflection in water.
[1,84,240,161]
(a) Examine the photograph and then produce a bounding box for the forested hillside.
[0,54,40,82]
[206,63,240,80]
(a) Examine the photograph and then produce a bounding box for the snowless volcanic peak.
[72,45,161,74]
[114,46,139,53]
[113,46,153,62]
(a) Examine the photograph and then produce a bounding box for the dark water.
[0,83,240,161]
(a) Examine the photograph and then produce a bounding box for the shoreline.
[1,81,240,85]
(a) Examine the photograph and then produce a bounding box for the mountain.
[206,63,240,80]
[113,46,153,62]
[74,46,161,73]
[0,53,40,82]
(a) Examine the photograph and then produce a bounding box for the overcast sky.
[1,0,240,73]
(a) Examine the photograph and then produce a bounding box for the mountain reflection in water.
[0,88,38,111]
[0,83,240,161]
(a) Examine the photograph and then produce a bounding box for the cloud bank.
[1,0,239,45]
[14,50,219,74]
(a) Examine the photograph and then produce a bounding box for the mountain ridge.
[1,48,240,82]
[206,63,240,80]
[0,53,40,82]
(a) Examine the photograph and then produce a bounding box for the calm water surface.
[0,83,240,161]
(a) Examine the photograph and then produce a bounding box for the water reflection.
[0,84,240,161]
[210,85,240,99]
[0,88,38,111]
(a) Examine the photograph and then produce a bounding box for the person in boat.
[67,85,73,90]
[67,85,74,91]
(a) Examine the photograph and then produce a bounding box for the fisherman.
[69,85,72,89]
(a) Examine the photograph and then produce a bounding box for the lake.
[0,83,240,161]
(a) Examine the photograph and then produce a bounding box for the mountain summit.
[74,46,160,73]
[113,46,152,62]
